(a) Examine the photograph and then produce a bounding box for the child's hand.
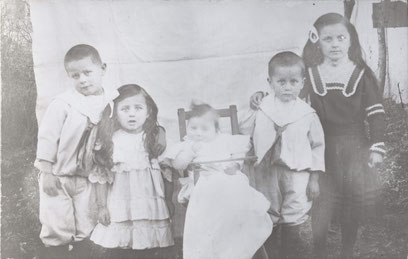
[42,172,61,196]
[97,206,111,226]
[306,176,320,201]
[153,126,167,156]
[368,152,383,168]
[191,142,202,154]
[224,163,240,175]
[250,91,266,110]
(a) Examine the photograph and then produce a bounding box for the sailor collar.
[308,65,365,97]
[259,95,315,127]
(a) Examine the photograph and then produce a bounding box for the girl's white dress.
[89,129,174,249]
[167,133,273,259]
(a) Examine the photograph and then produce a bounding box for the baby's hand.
[191,142,202,154]
[250,91,266,110]
[97,206,111,226]
[42,172,61,196]
[368,152,383,168]
[224,163,240,175]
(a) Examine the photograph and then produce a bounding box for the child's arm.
[306,171,320,201]
[363,72,386,167]
[307,114,325,200]
[308,114,325,173]
[239,93,267,135]
[163,172,175,217]
[172,142,200,171]
[250,91,267,110]
[35,99,68,196]
[95,183,110,226]
[38,160,61,196]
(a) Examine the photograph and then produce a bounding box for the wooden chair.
[177,105,239,141]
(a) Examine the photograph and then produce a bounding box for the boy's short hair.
[268,51,305,77]
[64,44,102,68]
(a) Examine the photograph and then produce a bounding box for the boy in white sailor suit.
[240,51,325,259]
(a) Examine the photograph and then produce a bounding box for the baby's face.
[187,114,217,142]
[65,56,105,96]
[268,65,304,102]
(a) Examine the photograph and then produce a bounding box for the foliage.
[379,99,408,212]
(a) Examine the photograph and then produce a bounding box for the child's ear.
[267,77,271,84]
[101,63,107,74]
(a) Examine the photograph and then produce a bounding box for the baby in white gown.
[165,102,273,259]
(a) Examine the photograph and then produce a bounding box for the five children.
[36,12,385,259]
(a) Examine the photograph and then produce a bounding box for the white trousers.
[254,163,312,226]
[38,174,97,246]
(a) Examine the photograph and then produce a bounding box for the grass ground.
[1,100,408,259]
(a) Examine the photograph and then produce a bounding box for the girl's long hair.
[302,13,366,68]
[94,84,160,169]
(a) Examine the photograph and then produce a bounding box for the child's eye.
[121,106,129,112]
[278,80,286,85]
[71,73,80,79]
[337,35,346,41]
[83,70,91,76]
[291,79,298,84]
[322,36,332,42]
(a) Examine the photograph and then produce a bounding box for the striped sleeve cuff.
[366,103,385,118]
[370,142,386,155]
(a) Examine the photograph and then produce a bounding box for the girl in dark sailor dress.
[301,13,386,259]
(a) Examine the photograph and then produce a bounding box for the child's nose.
[79,74,87,83]
[128,108,136,116]
[332,39,340,47]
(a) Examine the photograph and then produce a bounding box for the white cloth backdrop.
[30,0,407,236]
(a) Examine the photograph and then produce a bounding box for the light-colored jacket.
[35,89,108,176]
[240,95,325,172]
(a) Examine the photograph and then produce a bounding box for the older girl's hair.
[302,13,365,68]
[189,102,220,131]
[95,84,160,169]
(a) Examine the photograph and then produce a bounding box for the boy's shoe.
[39,245,70,259]
[71,238,93,259]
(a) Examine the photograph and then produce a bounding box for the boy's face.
[65,56,105,96]
[187,113,217,142]
[268,65,304,102]
[116,94,148,134]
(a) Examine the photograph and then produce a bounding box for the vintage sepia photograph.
[1,0,407,258]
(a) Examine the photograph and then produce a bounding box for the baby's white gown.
[168,134,272,259]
